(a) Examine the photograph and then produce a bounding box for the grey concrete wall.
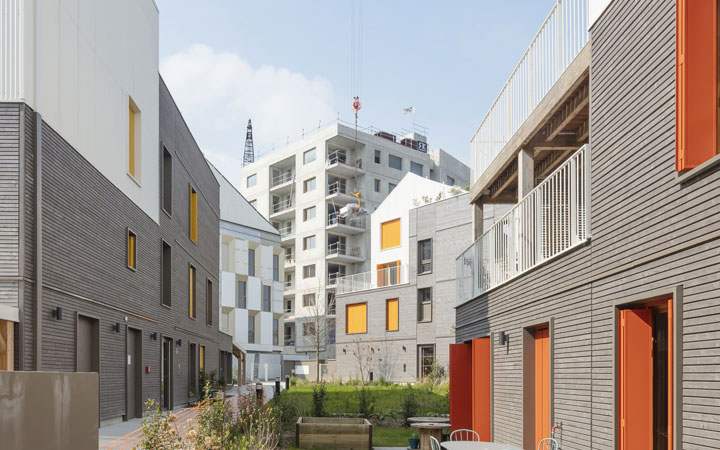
[455,0,720,448]
[335,193,472,382]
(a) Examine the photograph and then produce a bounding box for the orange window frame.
[676,0,718,170]
[534,328,550,449]
[386,299,399,331]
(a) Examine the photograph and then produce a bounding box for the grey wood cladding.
[456,0,720,449]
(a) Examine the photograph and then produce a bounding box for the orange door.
[472,338,491,441]
[450,343,473,430]
[619,309,653,450]
[534,328,550,448]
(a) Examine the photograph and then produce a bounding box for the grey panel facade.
[455,1,720,449]
[1,78,232,423]
[336,193,472,382]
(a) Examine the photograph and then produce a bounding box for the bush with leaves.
[136,399,186,450]
[400,387,419,425]
[357,387,375,419]
[312,383,327,417]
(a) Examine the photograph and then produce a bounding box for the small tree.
[302,290,336,383]
[349,338,377,386]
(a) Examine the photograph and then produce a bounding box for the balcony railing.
[284,280,294,290]
[327,148,348,165]
[336,264,409,294]
[272,197,294,214]
[328,181,348,196]
[457,145,589,305]
[470,0,588,182]
[279,225,294,236]
[284,336,295,346]
[327,272,345,286]
[328,212,364,229]
[284,254,295,265]
[271,171,294,187]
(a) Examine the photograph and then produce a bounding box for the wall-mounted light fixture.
[112,323,121,333]
[498,331,507,346]
[402,345,406,352]
[51,306,63,320]
[150,332,158,341]
[342,348,346,354]
[176,339,182,347]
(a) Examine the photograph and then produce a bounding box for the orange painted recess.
[449,343,473,431]
[471,338,491,441]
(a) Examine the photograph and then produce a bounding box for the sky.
[155,0,557,184]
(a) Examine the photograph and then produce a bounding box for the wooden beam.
[0,320,13,371]
[542,84,589,141]
[490,172,518,200]
[575,119,589,142]
[536,148,575,179]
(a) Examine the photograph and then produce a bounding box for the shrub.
[357,388,375,419]
[136,399,185,450]
[400,388,419,425]
[312,383,327,417]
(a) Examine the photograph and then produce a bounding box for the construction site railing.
[457,145,590,305]
[336,264,409,294]
[271,197,294,214]
[271,171,294,187]
[470,0,588,183]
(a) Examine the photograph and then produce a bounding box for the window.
[246,174,257,188]
[273,254,279,281]
[327,318,336,344]
[303,177,316,192]
[273,319,279,346]
[377,261,400,287]
[263,285,271,312]
[418,239,432,274]
[189,186,198,242]
[303,206,316,222]
[199,345,205,373]
[249,200,257,209]
[418,288,432,322]
[303,264,316,278]
[162,147,172,214]
[418,345,435,378]
[388,183,397,193]
[386,298,399,331]
[389,154,402,170]
[303,148,316,164]
[410,161,423,176]
[374,150,381,164]
[303,322,315,336]
[446,175,455,186]
[303,235,316,250]
[206,280,213,326]
[189,265,197,319]
[248,248,255,276]
[237,280,247,308]
[302,293,315,307]
[127,229,136,270]
[128,98,140,179]
[381,218,401,249]
[346,302,367,334]
[248,316,255,343]
[676,0,720,171]
[162,242,171,307]
[374,179,381,192]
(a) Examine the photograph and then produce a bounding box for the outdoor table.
[408,416,450,423]
[440,441,522,450]
[410,422,448,450]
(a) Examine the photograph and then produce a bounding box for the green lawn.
[373,426,414,447]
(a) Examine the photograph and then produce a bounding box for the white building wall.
[1,0,160,221]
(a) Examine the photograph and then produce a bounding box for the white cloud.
[160,44,337,188]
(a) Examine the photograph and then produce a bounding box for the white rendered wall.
[1,0,160,222]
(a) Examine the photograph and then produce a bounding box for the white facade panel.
[246,276,261,311]
[259,311,273,347]
[1,0,160,221]
[232,308,249,346]
[260,245,273,280]
[235,239,248,275]
[220,271,236,308]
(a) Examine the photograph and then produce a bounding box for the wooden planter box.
[295,417,372,450]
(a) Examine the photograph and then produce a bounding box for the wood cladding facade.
[456,0,720,448]
[0,78,232,423]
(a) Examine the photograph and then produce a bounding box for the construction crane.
[242,119,254,167]
[339,187,368,218]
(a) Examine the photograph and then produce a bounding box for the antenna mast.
[242,119,255,167]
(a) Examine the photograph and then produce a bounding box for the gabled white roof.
[374,172,460,218]
[209,162,279,235]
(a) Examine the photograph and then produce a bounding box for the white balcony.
[470,0,589,183]
[326,242,364,264]
[457,145,590,305]
[270,197,295,220]
[327,213,365,234]
[336,264,409,294]
[270,170,294,190]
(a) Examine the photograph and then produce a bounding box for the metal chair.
[430,436,442,450]
[537,437,559,450]
[450,429,480,442]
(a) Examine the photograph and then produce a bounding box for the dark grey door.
[162,337,172,409]
[127,328,142,419]
[189,343,197,398]
[77,316,99,372]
